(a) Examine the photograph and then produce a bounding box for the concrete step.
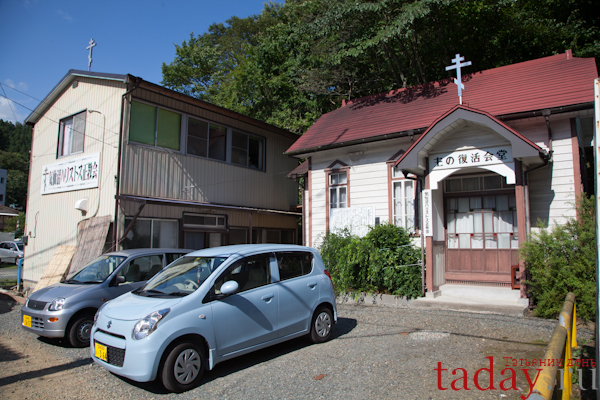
[410,284,528,317]
[437,284,522,303]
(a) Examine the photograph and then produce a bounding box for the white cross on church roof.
[445,53,472,105]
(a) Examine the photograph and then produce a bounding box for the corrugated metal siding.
[121,90,299,211]
[24,78,126,283]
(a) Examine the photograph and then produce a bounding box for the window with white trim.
[58,111,86,157]
[391,166,415,232]
[329,171,347,209]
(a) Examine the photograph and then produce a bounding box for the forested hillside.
[162,0,600,135]
[0,119,31,209]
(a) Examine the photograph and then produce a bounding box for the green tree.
[521,196,596,320]
[4,212,25,236]
[161,0,600,134]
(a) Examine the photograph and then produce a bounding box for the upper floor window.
[129,100,181,151]
[232,130,264,170]
[58,111,86,157]
[329,171,348,209]
[187,118,227,161]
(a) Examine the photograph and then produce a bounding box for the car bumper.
[91,315,165,382]
[21,307,72,338]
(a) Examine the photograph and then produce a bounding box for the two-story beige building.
[23,70,300,291]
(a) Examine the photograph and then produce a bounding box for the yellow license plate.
[94,342,107,362]
[23,315,31,328]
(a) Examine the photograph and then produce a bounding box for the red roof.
[286,52,598,154]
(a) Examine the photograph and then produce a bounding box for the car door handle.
[307,282,317,288]
[261,294,274,301]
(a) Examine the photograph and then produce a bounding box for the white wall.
[307,138,413,248]
[24,77,126,283]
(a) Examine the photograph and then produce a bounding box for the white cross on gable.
[87,38,96,71]
[445,53,471,105]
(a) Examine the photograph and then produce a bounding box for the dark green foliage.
[161,0,600,135]
[4,212,25,237]
[0,119,31,210]
[521,195,596,321]
[319,223,423,298]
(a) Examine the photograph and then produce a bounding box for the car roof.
[185,244,317,258]
[103,248,194,257]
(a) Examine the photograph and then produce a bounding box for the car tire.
[161,341,205,393]
[67,313,94,348]
[309,306,333,344]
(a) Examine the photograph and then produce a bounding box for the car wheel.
[310,306,333,343]
[161,342,205,393]
[67,313,94,348]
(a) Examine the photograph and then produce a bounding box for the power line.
[0,84,19,123]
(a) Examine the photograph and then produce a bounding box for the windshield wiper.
[164,291,190,297]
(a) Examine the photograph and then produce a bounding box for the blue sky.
[0,0,277,124]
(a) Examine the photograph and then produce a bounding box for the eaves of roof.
[285,51,598,156]
[24,70,129,125]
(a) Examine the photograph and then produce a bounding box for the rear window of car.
[276,252,313,281]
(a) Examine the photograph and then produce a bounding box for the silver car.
[0,240,24,264]
[21,248,191,347]
[91,244,337,393]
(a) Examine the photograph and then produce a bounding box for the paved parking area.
[0,293,593,399]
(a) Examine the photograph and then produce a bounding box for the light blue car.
[91,244,337,393]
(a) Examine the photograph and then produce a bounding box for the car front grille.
[95,340,126,367]
[30,316,44,329]
[26,300,47,310]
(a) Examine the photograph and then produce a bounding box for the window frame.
[325,161,350,232]
[122,217,180,249]
[390,165,417,233]
[186,115,266,171]
[128,99,183,152]
[57,110,87,158]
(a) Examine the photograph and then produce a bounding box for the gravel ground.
[0,292,594,400]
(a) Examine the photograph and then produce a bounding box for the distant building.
[23,70,300,291]
[0,204,18,232]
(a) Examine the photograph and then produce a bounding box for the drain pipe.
[112,77,140,250]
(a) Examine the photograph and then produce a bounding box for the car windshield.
[134,256,228,297]
[16,243,24,251]
[66,255,127,284]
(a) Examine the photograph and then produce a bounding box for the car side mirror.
[111,275,125,286]
[220,280,239,296]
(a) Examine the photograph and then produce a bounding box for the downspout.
[403,171,426,296]
[523,152,552,236]
[112,77,140,250]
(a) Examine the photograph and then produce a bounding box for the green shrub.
[319,223,423,298]
[521,195,596,320]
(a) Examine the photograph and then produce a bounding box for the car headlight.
[132,308,170,340]
[94,301,110,325]
[48,297,65,311]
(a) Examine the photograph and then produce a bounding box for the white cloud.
[57,10,73,22]
[0,97,23,124]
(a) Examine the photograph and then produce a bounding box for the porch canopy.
[395,105,548,189]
